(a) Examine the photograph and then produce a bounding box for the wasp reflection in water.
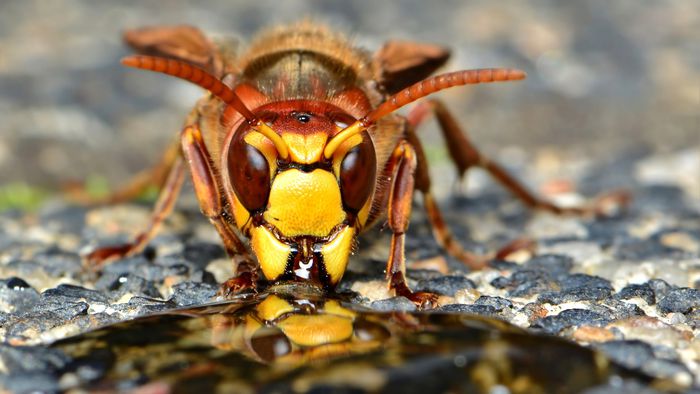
[207,291,389,365]
[52,284,658,393]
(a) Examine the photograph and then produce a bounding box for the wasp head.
[221,100,377,288]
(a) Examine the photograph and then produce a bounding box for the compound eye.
[250,327,291,362]
[339,134,376,213]
[228,133,271,212]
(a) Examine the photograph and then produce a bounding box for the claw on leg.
[390,272,440,309]
[217,257,260,298]
[218,272,257,297]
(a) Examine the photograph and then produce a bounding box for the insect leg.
[385,140,440,308]
[406,126,533,269]
[85,152,186,266]
[411,99,630,217]
[180,125,257,296]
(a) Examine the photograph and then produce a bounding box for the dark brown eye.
[339,134,376,213]
[250,327,291,362]
[228,133,271,212]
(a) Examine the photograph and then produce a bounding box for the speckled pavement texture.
[0,1,698,393]
[1,146,699,391]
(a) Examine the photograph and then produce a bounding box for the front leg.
[85,153,186,267]
[385,140,440,309]
[180,125,259,296]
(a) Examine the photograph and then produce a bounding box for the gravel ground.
[0,1,698,392]
[0,146,699,391]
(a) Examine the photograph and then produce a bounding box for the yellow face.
[221,102,377,288]
[208,294,388,365]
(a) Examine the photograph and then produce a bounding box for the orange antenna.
[324,68,526,159]
[121,55,289,159]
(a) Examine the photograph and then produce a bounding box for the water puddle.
[52,284,661,393]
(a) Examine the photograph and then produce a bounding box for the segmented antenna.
[324,68,526,159]
[121,55,256,121]
[368,68,525,122]
[121,55,289,159]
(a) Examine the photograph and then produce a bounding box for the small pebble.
[538,287,613,304]
[96,273,162,300]
[658,288,700,314]
[415,275,476,296]
[474,296,513,312]
[370,297,416,312]
[617,283,656,305]
[41,284,109,305]
[647,279,673,299]
[532,309,612,335]
[438,304,497,316]
[493,270,558,298]
[0,277,40,313]
[168,281,217,306]
[523,254,574,278]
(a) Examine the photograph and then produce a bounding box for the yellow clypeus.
[264,169,345,237]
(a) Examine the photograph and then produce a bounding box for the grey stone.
[538,286,613,304]
[0,277,40,313]
[415,275,476,296]
[32,248,83,277]
[168,282,218,306]
[523,254,574,278]
[613,237,682,261]
[182,241,226,265]
[370,297,417,312]
[537,274,614,304]
[95,273,162,300]
[491,270,558,298]
[41,284,109,305]
[474,296,513,312]
[658,288,700,314]
[600,299,646,320]
[647,279,673,300]
[532,309,612,334]
[5,303,90,342]
[560,273,613,292]
[38,204,87,235]
[617,283,656,305]
[439,304,498,317]
[112,296,175,316]
[186,269,217,284]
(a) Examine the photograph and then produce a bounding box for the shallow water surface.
[52,284,657,393]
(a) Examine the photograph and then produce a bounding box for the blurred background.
[0,0,697,207]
